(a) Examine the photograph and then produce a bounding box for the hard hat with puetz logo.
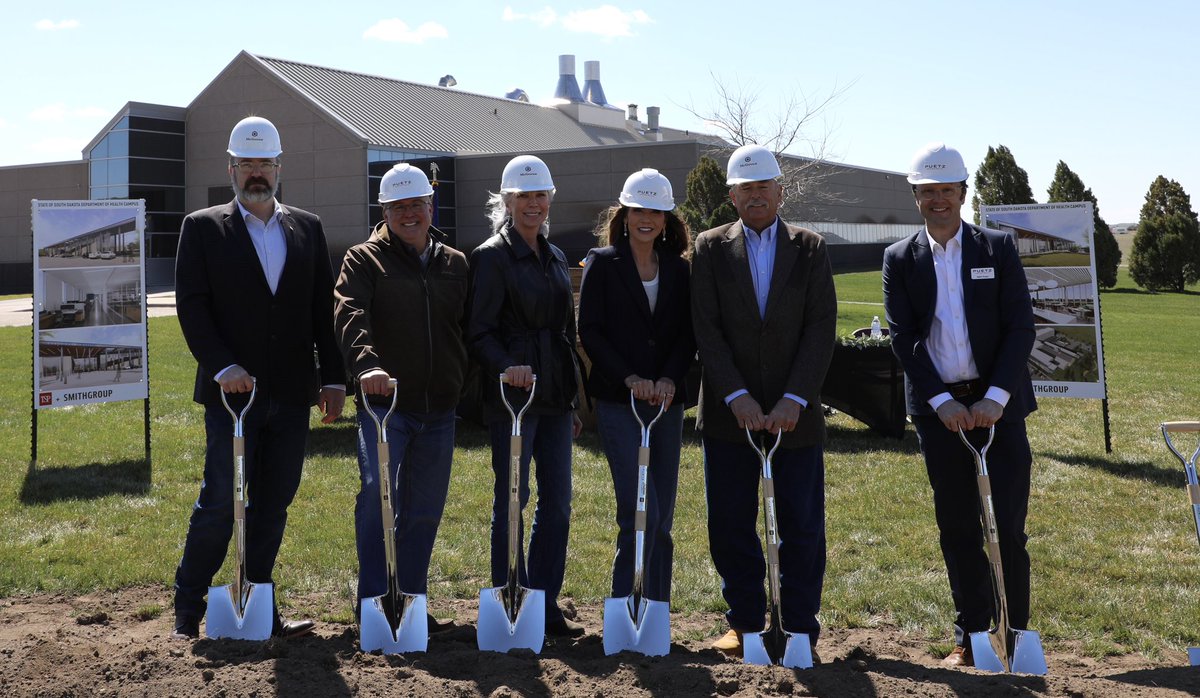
[500,155,555,193]
[726,144,782,185]
[226,116,282,158]
[906,142,968,184]
[619,168,675,211]
[379,163,434,203]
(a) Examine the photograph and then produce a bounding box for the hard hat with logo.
[500,155,555,193]
[379,163,434,203]
[726,144,782,185]
[227,116,282,158]
[619,168,675,211]
[906,142,968,184]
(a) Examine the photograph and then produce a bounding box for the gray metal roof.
[255,54,688,154]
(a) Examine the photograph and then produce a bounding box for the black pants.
[913,411,1032,645]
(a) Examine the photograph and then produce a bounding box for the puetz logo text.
[924,163,947,169]
[636,189,657,197]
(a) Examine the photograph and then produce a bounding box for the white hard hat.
[500,155,555,193]
[726,144,782,185]
[618,168,675,211]
[379,163,434,203]
[907,142,968,184]
[227,116,282,158]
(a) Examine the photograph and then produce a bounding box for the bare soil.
[1,587,1196,697]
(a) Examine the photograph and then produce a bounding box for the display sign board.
[980,202,1107,399]
[32,200,149,408]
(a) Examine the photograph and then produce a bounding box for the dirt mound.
[0,588,1195,697]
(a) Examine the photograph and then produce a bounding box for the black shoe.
[427,613,454,634]
[546,616,585,638]
[272,616,315,639]
[170,614,200,641]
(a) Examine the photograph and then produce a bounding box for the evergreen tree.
[970,145,1035,224]
[678,155,738,233]
[1130,177,1200,292]
[1045,160,1120,288]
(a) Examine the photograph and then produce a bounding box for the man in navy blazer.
[882,142,1036,668]
[171,117,345,640]
[692,145,837,657]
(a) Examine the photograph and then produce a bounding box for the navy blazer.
[175,200,345,407]
[882,221,1036,420]
[577,240,695,403]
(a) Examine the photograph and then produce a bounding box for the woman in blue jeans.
[578,168,694,604]
[466,155,585,637]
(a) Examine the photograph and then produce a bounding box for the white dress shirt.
[925,224,1010,411]
[237,199,287,294]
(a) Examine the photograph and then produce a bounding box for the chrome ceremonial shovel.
[1161,420,1200,666]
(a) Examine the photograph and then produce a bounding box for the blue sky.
[2,1,1196,224]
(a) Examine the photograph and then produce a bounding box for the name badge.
[971,267,995,280]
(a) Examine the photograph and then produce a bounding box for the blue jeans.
[355,406,456,599]
[174,397,310,617]
[702,435,826,641]
[488,410,574,624]
[595,399,682,601]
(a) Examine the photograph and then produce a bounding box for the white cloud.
[503,5,649,38]
[363,19,448,43]
[502,6,558,27]
[34,19,80,31]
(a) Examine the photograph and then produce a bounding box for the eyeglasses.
[233,161,280,173]
[915,185,964,201]
[383,201,429,215]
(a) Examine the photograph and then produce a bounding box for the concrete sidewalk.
[1,291,176,328]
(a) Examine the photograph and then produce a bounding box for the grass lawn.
[1,268,1198,658]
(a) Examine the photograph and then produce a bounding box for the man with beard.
[170,116,345,640]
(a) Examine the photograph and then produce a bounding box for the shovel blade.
[205,581,274,640]
[477,586,545,653]
[359,592,428,654]
[742,630,813,669]
[1010,629,1048,675]
[1188,647,1200,666]
[970,627,1047,674]
[602,596,670,657]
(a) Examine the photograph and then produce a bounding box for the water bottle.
[870,315,882,339]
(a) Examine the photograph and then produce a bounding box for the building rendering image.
[0,51,926,294]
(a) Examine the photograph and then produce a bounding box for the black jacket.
[578,240,694,403]
[466,226,580,416]
[175,200,344,407]
[334,222,469,413]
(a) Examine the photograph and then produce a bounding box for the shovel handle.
[219,378,257,438]
[957,425,995,475]
[499,374,537,437]
[1162,421,1200,432]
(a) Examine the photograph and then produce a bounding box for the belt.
[946,379,982,399]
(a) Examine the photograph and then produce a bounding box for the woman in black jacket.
[466,154,584,637]
[578,168,694,607]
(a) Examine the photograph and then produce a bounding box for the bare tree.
[678,72,854,215]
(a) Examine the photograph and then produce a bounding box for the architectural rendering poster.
[32,200,148,409]
[980,202,1107,400]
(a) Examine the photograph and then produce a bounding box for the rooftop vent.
[437,75,457,88]
[582,60,609,106]
[553,54,584,103]
[505,88,530,102]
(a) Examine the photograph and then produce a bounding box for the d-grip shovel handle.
[361,379,401,605]
[499,374,537,618]
[745,428,786,659]
[628,392,666,611]
[958,425,1011,668]
[219,379,256,608]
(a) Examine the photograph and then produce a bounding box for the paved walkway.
[1,291,176,327]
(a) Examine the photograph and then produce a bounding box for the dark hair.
[593,205,691,259]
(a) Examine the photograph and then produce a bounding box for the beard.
[230,172,279,203]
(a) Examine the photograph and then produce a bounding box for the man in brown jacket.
[691,144,837,658]
[334,163,469,632]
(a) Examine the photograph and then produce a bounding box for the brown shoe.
[711,629,743,657]
[942,645,973,667]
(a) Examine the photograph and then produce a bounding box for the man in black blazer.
[691,145,837,657]
[171,116,345,640]
[882,142,1036,667]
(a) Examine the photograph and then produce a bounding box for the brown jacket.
[334,223,469,413]
[690,219,837,448]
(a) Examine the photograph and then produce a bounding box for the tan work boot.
[711,629,743,657]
